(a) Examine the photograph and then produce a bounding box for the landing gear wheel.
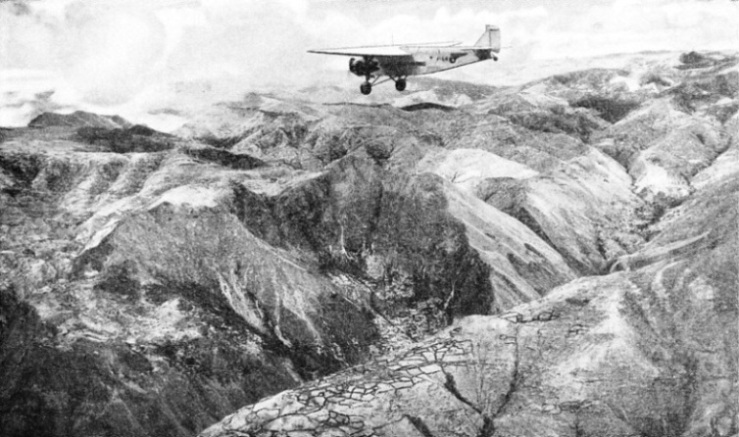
[360,82,372,95]
[395,79,406,92]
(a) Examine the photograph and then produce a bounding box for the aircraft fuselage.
[368,47,494,79]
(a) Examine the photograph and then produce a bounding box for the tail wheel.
[360,82,372,95]
[395,78,406,92]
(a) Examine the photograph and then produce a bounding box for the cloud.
[61,5,167,104]
[0,0,736,129]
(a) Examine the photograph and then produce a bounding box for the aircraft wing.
[308,46,411,57]
[307,41,462,58]
[440,45,501,52]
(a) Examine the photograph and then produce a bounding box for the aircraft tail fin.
[475,25,501,52]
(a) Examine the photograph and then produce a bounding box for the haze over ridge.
[1,0,737,129]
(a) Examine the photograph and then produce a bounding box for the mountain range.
[0,50,737,437]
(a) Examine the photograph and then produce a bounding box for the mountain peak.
[27,111,132,129]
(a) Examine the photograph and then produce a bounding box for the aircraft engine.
[349,57,379,77]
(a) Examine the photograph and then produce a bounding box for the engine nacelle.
[349,57,379,77]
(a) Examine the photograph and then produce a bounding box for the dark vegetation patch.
[39,160,81,193]
[282,296,379,378]
[153,335,296,398]
[28,111,131,129]
[668,82,717,113]
[228,183,285,245]
[506,252,566,296]
[641,73,673,88]
[571,95,641,123]
[94,261,140,300]
[149,279,261,337]
[197,135,244,149]
[523,243,544,259]
[408,239,493,318]
[0,283,297,437]
[231,168,493,323]
[72,238,115,277]
[364,140,394,164]
[250,113,311,152]
[679,51,710,67]
[374,175,494,319]
[232,161,374,275]
[550,68,629,88]
[675,51,739,72]
[314,128,398,165]
[75,125,174,153]
[184,147,265,170]
[263,173,335,254]
[668,72,739,113]
[710,71,739,97]
[321,102,390,109]
[666,53,738,113]
[405,415,436,437]
[478,177,527,211]
[493,268,522,297]
[410,77,498,100]
[0,285,115,437]
[306,131,348,164]
[146,275,371,382]
[507,107,605,141]
[400,102,456,112]
[0,153,42,187]
[511,207,594,275]
[511,208,556,250]
[565,296,590,306]
[317,294,378,365]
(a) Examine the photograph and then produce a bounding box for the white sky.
[1,0,737,127]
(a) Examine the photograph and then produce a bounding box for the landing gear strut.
[360,82,372,95]
[395,78,406,92]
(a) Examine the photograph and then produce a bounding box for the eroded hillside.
[1,51,736,437]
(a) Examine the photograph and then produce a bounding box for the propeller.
[347,57,379,77]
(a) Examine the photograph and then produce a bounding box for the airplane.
[308,25,500,95]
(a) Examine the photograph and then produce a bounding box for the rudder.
[475,25,500,52]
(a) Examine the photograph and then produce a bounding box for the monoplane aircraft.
[308,25,500,95]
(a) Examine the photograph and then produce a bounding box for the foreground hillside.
[1,51,737,437]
